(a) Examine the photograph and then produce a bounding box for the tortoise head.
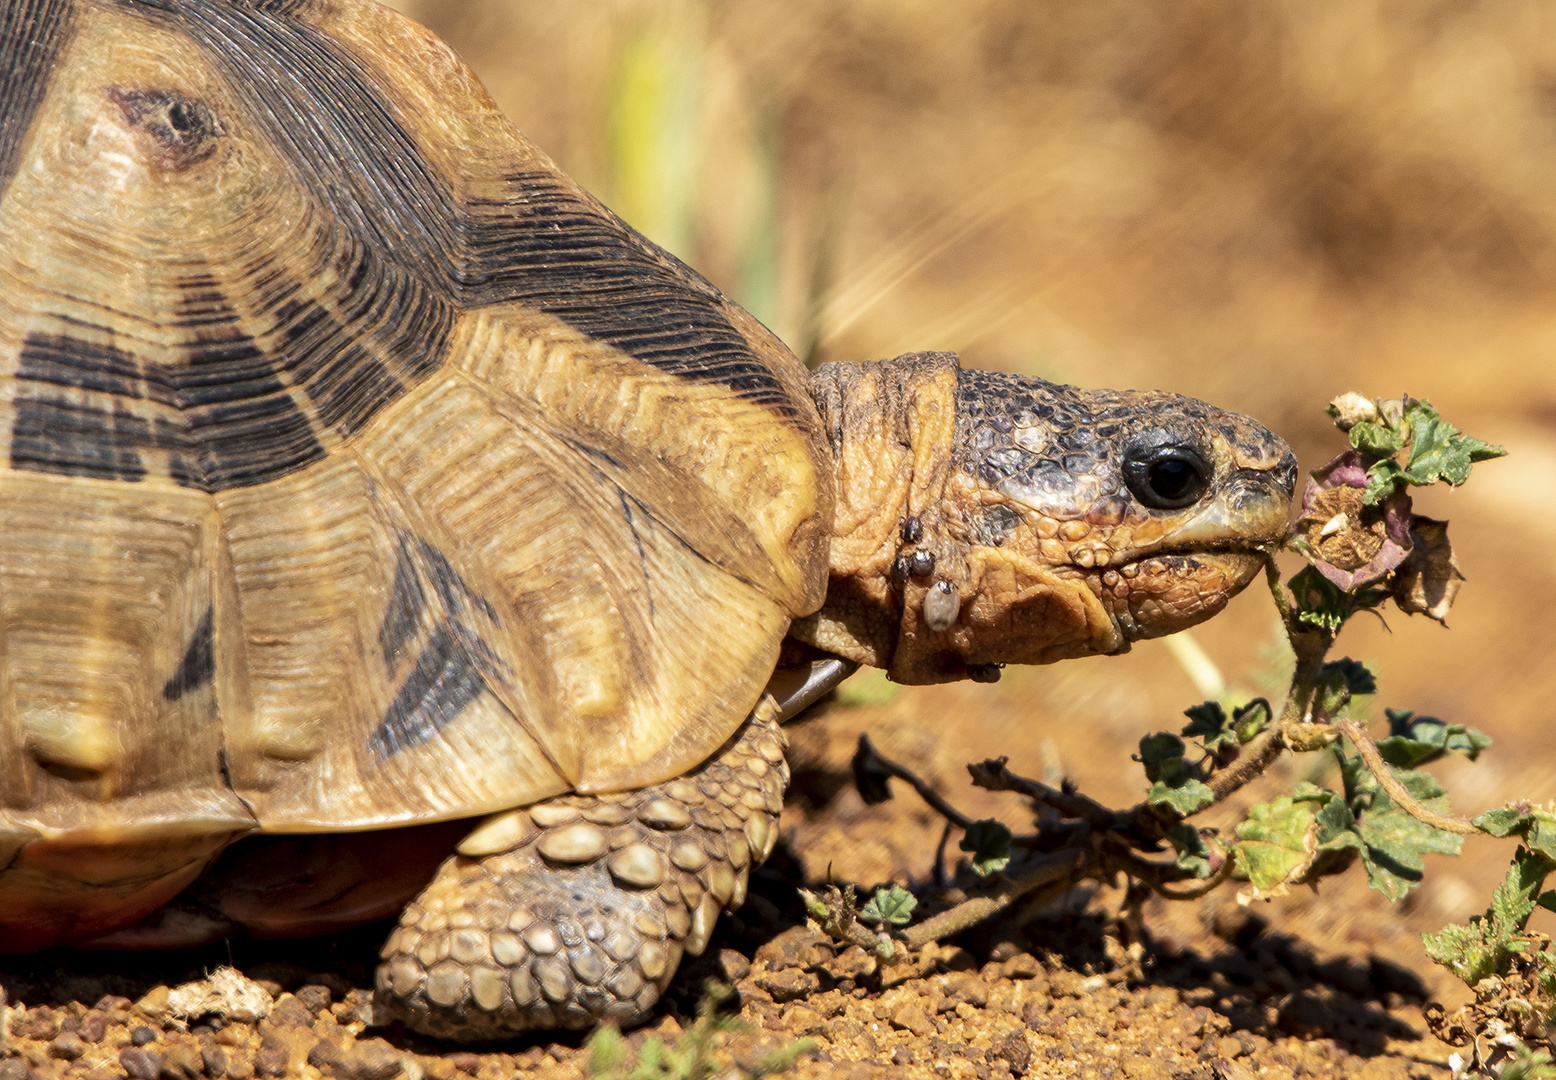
[792,354,1297,683]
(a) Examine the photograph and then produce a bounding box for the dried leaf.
[1328,392,1385,433]
[1389,516,1465,625]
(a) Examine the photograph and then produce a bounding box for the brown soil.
[0,829,1456,1080]
[7,0,1556,1076]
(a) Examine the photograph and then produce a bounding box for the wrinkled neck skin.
[788,353,1297,684]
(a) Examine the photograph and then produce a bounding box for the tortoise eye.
[1123,442,1210,510]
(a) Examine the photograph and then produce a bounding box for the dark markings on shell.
[367,624,500,760]
[163,267,329,488]
[7,244,457,487]
[0,0,72,189]
[12,334,161,483]
[618,491,656,618]
[127,0,459,281]
[125,0,796,418]
[105,86,222,171]
[243,0,311,13]
[414,534,498,624]
[379,539,428,666]
[369,531,512,758]
[164,606,216,701]
[460,171,796,415]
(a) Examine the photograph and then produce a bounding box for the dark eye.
[1123,444,1210,510]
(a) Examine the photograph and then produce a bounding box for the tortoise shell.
[0,0,831,887]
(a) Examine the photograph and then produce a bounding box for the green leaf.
[1497,849,1556,929]
[1362,399,1507,503]
[1472,805,1556,862]
[798,888,830,923]
[1424,847,1556,986]
[1314,658,1376,719]
[586,1024,628,1079]
[1362,457,1407,504]
[1289,565,1350,631]
[1422,921,1500,987]
[754,1038,819,1076]
[1376,708,1491,768]
[834,667,902,709]
[1166,823,1215,879]
[1477,806,1535,838]
[1293,782,1361,846]
[860,884,917,926]
[1322,657,1377,696]
[1139,732,1214,815]
[1138,733,1189,783]
[1497,1048,1556,1080]
[1149,777,1215,816]
[1181,702,1236,753]
[1233,699,1272,744]
[1343,762,1464,901]
[1234,797,1318,896]
[1349,419,1405,458]
[959,820,1012,877]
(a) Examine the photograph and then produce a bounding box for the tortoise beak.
[1158,455,1297,552]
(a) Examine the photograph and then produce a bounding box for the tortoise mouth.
[1101,547,1271,644]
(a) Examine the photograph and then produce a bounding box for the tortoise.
[0,0,1298,1039]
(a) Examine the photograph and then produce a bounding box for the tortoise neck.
[790,352,971,682]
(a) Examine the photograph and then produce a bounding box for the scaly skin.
[377,713,787,1037]
[794,354,1297,683]
[377,354,1297,1039]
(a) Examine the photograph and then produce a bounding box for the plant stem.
[1202,557,1334,806]
[900,849,1083,949]
[967,758,1116,828]
[1150,855,1235,900]
[1335,718,1477,835]
[858,735,976,830]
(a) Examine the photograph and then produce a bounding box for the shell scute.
[0,0,831,896]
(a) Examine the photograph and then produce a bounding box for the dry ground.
[8,1,1556,1076]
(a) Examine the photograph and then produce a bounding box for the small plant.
[586,982,814,1080]
[825,392,1552,1074]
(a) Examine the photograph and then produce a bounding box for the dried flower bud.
[1295,451,1413,589]
[1327,393,1382,432]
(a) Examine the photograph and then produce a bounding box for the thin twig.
[1150,855,1235,900]
[900,848,1084,949]
[858,735,977,829]
[1335,718,1477,835]
[1207,728,1288,803]
[1263,555,1295,625]
[1204,576,1330,805]
[967,758,1116,827]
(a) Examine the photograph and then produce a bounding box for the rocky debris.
[0,921,1458,1080]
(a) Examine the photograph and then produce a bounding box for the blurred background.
[383,0,1556,994]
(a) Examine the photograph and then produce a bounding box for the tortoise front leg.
[376,714,787,1040]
